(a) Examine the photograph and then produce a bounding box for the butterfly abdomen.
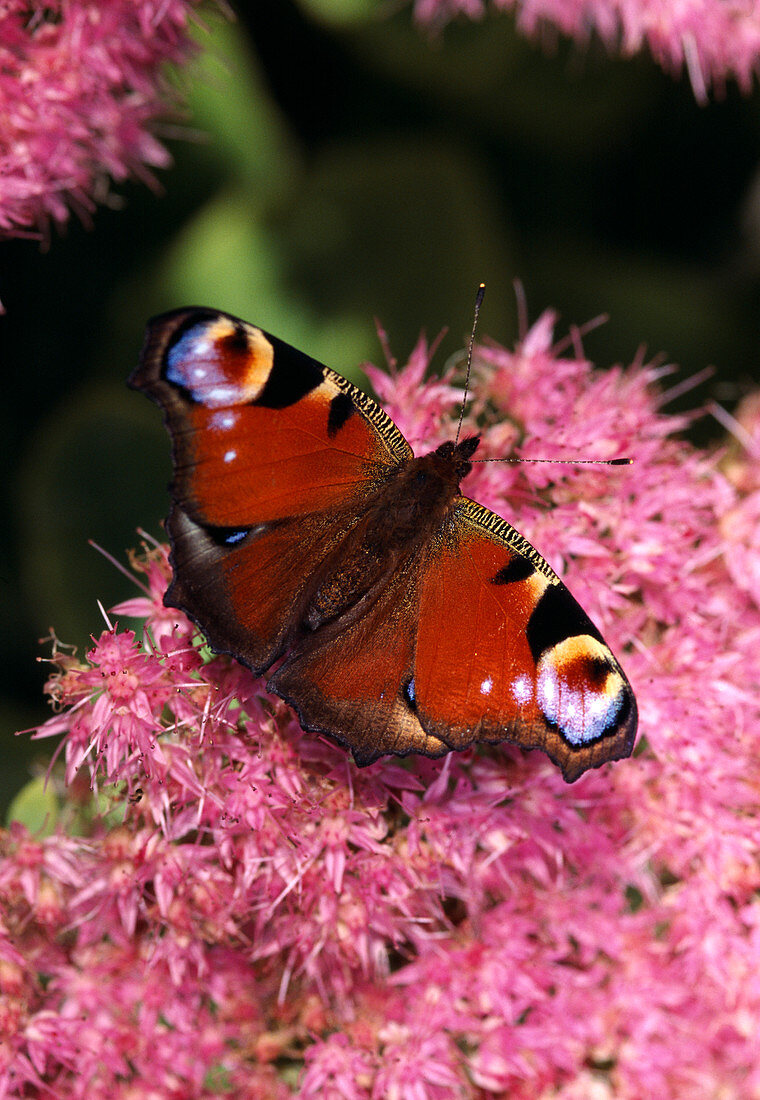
[302,449,468,633]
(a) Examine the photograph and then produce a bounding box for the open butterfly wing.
[130,308,412,672]
[412,498,638,781]
[269,496,636,780]
[269,559,450,764]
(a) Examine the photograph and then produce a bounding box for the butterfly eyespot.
[164,316,276,407]
[536,637,626,746]
[402,678,417,712]
[205,525,251,548]
[585,655,614,686]
[132,306,637,782]
[219,323,250,355]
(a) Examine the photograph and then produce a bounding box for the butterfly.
[130,306,637,782]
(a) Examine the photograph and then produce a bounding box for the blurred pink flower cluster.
[0,0,203,237]
[4,314,760,1097]
[414,0,760,100]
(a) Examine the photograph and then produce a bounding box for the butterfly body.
[131,308,637,781]
[295,439,477,632]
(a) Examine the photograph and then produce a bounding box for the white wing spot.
[211,410,237,431]
[512,675,533,706]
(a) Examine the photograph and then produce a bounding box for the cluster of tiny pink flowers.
[0,1,205,237]
[413,0,760,100]
[3,312,760,1097]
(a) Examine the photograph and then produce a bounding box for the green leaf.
[6,776,59,835]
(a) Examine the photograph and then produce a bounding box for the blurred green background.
[3,0,760,817]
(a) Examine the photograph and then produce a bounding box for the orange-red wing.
[129,308,413,673]
[265,493,636,780]
[164,504,360,676]
[268,559,449,765]
[130,308,412,527]
[412,498,637,782]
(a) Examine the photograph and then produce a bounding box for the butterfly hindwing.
[269,557,450,765]
[165,504,357,674]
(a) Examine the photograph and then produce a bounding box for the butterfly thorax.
[302,435,481,633]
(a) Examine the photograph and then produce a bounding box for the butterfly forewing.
[130,308,411,672]
[132,308,411,527]
[413,499,637,782]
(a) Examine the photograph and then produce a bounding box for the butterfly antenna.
[455,282,485,444]
[475,455,633,466]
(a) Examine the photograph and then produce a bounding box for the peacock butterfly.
[130,306,637,782]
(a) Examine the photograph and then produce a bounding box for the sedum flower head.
[413,0,760,101]
[4,311,760,1097]
[0,1,205,238]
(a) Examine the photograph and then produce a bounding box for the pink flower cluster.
[4,313,760,1097]
[414,0,760,100]
[0,1,204,237]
